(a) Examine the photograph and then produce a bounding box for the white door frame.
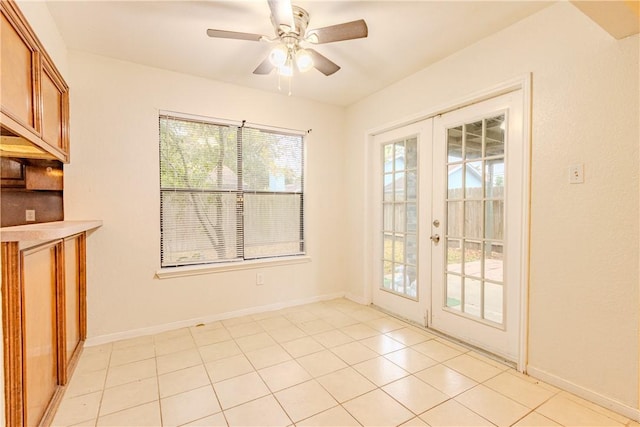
[363,74,531,371]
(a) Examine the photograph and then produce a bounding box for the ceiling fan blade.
[206,29,263,42]
[253,56,275,75]
[268,0,295,32]
[306,19,368,44]
[307,48,340,76]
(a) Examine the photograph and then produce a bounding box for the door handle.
[430,234,440,244]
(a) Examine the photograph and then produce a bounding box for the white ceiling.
[46,1,553,106]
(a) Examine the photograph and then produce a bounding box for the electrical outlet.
[256,273,264,286]
[569,164,584,184]
[25,210,36,222]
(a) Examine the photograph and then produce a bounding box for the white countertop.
[0,220,103,242]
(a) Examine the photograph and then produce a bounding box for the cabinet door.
[41,62,69,154]
[64,235,81,364]
[22,241,59,426]
[0,9,37,130]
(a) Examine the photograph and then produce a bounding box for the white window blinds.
[159,113,304,267]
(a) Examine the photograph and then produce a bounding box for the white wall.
[64,52,348,339]
[344,1,638,413]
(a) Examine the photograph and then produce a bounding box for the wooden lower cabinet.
[1,232,87,426]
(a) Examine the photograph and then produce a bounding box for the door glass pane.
[484,243,503,282]
[381,138,419,300]
[447,126,463,162]
[484,282,503,323]
[464,201,482,239]
[444,113,506,325]
[464,278,481,316]
[447,201,463,237]
[446,274,462,311]
[463,241,482,278]
[485,115,505,157]
[464,121,483,160]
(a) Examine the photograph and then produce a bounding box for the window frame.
[158,110,307,273]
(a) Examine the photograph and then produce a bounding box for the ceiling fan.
[206,0,368,77]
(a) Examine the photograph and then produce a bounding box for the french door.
[372,89,526,363]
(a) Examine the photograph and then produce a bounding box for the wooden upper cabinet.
[0,10,36,130]
[0,0,70,163]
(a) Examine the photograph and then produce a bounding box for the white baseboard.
[344,292,368,305]
[85,292,346,347]
[527,365,640,422]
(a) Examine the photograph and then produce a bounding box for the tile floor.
[52,298,636,427]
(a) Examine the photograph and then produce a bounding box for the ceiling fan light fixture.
[269,44,288,67]
[295,48,313,72]
[278,59,294,77]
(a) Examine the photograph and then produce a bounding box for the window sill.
[155,256,311,279]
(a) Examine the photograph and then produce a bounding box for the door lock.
[430,234,440,244]
[433,219,440,227]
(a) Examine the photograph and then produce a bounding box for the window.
[159,112,304,268]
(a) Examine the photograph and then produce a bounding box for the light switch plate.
[25,210,36,221]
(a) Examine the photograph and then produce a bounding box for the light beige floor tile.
[536,394,625,427]
[466,351,511,371]
[419,400,494,426]
[414,364,478,397]
[274,380,338,422]
[401,417,430,426]
[82,342,113,356]
[386,328,432,346]
[312,329,354,348]
[513,411,561,426]
[559,391,630,424]
[99,377,159,416]
[51,391,102,427]
[193,328,233,347]
[444,354,503,383]
[384,348,439,373]
[297,405,360,426]
[298,319,335,334]
[323,313,359,328]
[330,341,379,365]
[235,332,277,352]
[69,419,98,427]
[316,367,377,403]
[342,389,414,427]
[105,358,156,389]
[360,334,406,355]
[191,320,223,333]
[455,385,530,427]
[245,344,292,369]
[222,314,255,327]
[214,372,270,409]
[65,368,107,398]
[484,372,556,408]
[199,340,242,362]
[159,364,211,398]
[281,336,325,358]
[506,370,560,394]
[350,307,386,322]
[296,350,348,377]
[161,385,221,427]
[366,316,406,333]
[258,360,312,392]
[224,394,291,427]
[258,315,294,331]
[252,309,284,320]
[383,375,449,414]
[340,323,380,340]
[434,337,469,353]
[157,348,202,375]
[154,328,191,342]
[412,340,463,362]
[111,335,154,350]
[182,412,228,426]
[109,343,155,367]
[75,351,111,373]
[227,321,265,338]
[96,400,161,426]
[353,356,409,386]
[205,354,255,383]
[155,335,196,356]
[285,310,319,324]
[268,325,307,343]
